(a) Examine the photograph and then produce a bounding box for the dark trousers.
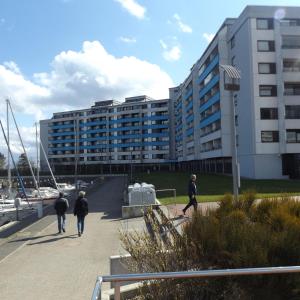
[77,215,86,233]
[183,195,198,213]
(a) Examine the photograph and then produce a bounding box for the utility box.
[128,183,156,206]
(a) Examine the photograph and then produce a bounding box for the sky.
[0,0,300,160]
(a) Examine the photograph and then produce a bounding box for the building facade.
[170,5,300,179]
[40,96,172,173]
[40,6,300,179]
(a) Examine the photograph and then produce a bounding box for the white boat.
[56,183,76,194]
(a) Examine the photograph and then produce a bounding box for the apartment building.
[40,96,171,173]
[170,5,300,179]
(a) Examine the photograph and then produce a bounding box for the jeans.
[57,214,66,232]
[77,215,85,234]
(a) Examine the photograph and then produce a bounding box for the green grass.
[133,172,300,204]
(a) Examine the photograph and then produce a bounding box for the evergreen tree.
[0,152,6,170]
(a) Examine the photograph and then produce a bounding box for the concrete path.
[0,177,127,300]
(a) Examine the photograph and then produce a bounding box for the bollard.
[37,202,43,218]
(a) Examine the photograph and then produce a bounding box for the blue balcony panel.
[81,141,169,150]
[199,75,220,99]
[79,133,169,142]
[50,131,75,137]
[51,138,75,144]
[175,134,183,141]
[183,88,193,101]
[197,55,219,84]
[176,123,183,131]
[199,111,221,129]
[110,124,168,131]
[49,146,75,151]
[80,120,107,127]
[199,92,220,113]
[175,101,182,110]
[185,127,194,137]
[50,124,74,129]
[185,101,193,112]
[186,114,194,123]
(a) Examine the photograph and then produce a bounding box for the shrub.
[121,195,300,299]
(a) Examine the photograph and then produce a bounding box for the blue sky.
[0,0,299,156]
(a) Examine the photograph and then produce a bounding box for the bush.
[121,194,300,299]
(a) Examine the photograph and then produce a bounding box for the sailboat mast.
[35,122,39,187]
[7,100,42,200]
[6,99,11,195]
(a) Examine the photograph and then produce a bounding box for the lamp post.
[220,65,241,201]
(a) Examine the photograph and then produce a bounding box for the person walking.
[73,190,88,237]
[182,174,198,215]
[54,192,69,234]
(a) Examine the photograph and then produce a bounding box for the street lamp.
[220,65,241,201]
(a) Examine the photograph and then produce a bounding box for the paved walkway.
[0,177,127,300]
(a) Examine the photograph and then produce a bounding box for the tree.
[17,153,35,174]
[0,152,6,170]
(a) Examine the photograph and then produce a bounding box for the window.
[259,85,277,97]
[260,108,278,119]
[261,131,279,143]
[283,59,300,72]
[282,35,300,49]
[284,83,300,95]
[285,105,300,119]
[257,40,275,52]
[258,63,276,74]
[257,18,274,29]
[281,19,300,27]
[286,130,300,143]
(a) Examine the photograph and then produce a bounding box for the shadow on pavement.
[28,234,78,245]
[8,233,59,243]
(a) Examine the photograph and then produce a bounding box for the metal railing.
[91,266,300,300]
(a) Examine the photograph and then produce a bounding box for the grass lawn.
[132,171,300,204]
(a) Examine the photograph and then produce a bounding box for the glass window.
[283,59,300,72]
[260,108,278,119]
[281,19,300,27]
[261,131,279,143]
[257,18,274,29]
[282,35,300,49]
[258,63,276,74]
[287,131,297,143]
[257,40,275,52]
[259,85,277,97]
[284,83,300,95]
[285,105,300,119]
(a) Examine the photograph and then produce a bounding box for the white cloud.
[0,41,173,159]
[173,14,192,33]
[119,36,137,43]
[114,0,146,19]
[160,39,181,61]
[203,33,215,43]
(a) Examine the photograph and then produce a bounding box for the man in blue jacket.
[182,174,198,215]
[54,192,69,234]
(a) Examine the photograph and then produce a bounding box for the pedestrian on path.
[182,174,198,215]
[73,190,89,237]
[54,192,69,234]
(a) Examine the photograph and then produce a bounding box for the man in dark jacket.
[182,174,198,215]
[54,192,69,234]
[73,191,88,237]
